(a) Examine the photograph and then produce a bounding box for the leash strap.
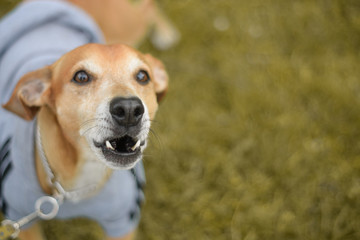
[36,125,55,185]
[36,126,98,201]
[0,127,60,240]
[0,126,97,239]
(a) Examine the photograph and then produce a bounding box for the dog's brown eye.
[135,70,150,84]
[72,71,91,85]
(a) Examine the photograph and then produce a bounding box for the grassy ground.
[2,0,360,239]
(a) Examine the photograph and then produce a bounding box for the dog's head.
[3,43,168,169]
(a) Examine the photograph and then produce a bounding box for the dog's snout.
[110,97,144,126]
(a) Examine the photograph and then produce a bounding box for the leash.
[0,126,98,239]
[36,125,98,201]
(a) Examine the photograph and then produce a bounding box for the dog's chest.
[69,158,110,200]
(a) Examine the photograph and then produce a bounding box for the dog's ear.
[144,54,168,102]
[2,67,52,121]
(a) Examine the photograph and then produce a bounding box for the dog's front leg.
[18,222,45,240]
[107,230,135,240]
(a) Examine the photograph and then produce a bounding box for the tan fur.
[31,44,165,189]
[18,222,45,240]
[4,44,168,240]
[5,0,175,238]
[67,0,180,48]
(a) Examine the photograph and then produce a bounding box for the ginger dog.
[3,43,168,240]
[0,0,177,239]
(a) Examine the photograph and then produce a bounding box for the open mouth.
[94,135,145,166]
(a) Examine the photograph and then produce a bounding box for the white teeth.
[106,140,115,150]
[131,140,141,151]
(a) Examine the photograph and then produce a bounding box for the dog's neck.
[35,106,112,197]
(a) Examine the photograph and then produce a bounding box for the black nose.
[109,97,144,127]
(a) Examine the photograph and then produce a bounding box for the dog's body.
[0,1,175,239]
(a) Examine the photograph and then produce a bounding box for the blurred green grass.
[2,0,360,239]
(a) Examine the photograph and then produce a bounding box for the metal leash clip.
[0,196,59,240]
[0,220,18,240]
